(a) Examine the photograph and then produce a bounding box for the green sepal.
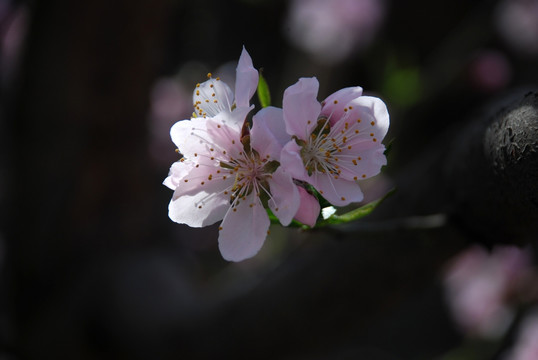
[384,137,395,157]
[257,72,271,108]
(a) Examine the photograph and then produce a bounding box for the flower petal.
[168,179,231,227]
[312,172,364,206]
[193,78,234,117]
[280,140,309,181]
[294,187,320,227]
[170,117,210,158]
[320,86,363,125]
[345,95,390,141]
[218,194,270,262]
[283,77,321,140]
[267,167,300,226]
[250,106,287,160]
[234,47,259,109]
[163,159,194,190]
[340,146,387,181]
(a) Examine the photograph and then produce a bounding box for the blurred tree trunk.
[5,0,169,354]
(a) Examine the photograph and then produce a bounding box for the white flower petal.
[234,47,259,109]
[218,194,270,262]
[267,167,300,226]
[168,185,231,228]
[193,78,234,117]
[250,106,287,160]
[283,77,321,140]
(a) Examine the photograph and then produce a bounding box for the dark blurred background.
[1,0,538,358]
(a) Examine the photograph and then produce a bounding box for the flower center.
[220,145,279,206]
[298,116,342,177]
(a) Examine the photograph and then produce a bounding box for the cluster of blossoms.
[164,47,389,261]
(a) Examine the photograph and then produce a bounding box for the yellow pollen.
[214,100,218,103]
[232,140,235,144]
[201,181,205,185]
[320,190,324,194]
[205,99,210,103]
[224,191,228,195]
[196,83,200,88]
[219,226,223,230]
[358,157,362,160]
[370,133,374,137]
[341,197,346,201]
[333,100,338,104]
[267,230,271,235]
[353,176,358,180]
[223,176,227,180]
[184,179,189,182]
[362,174,366,178]
[355,130,359,134]
[198,206,202,209]
[233,208,237,212]
[196,90,200,96]
[352,159,357,165]
[347,145,352,150]
[357,119,361,123]
[373,138,377,142]
[194,153,198,157]
[344,108,348,112]
[210,84,214,88]
[208,175,213,180]
[216,77,220,80]
[371,121,375,126]
[349,106,353,109]
[207,73,212,78]
[217,124,221,128]
[307,120,311,124]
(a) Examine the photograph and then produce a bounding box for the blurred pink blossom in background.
[148,77,192,167]
[503,309,538,360]
[468,49,512,93]
[285,0,387,64]
[495,0,538,57]
[0,2,28,87]
[444,245,533,339]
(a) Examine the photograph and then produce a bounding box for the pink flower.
[444,245,532,339]
[164,107,300,262]
[285,0,386,64]
[294,187,320,227]
[280,77,389,207]
[192,46,258,119]
[504,309,538,360]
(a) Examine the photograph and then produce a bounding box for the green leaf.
[257,72,271,108]
[316,188,396,226]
